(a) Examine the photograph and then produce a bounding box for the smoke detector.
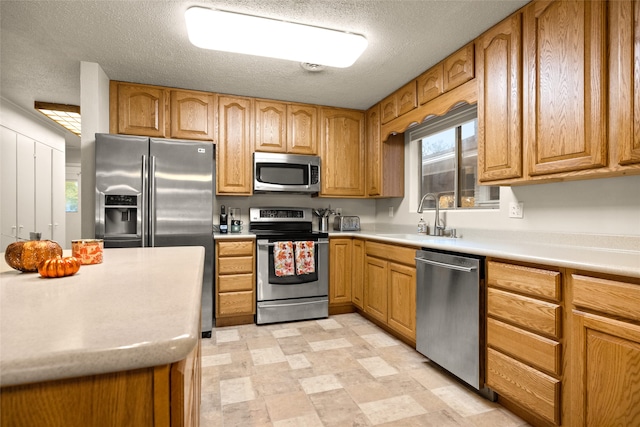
[301,63,325,72]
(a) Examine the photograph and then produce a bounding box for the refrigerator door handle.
[141,155,148,248]
[150,155,156,247]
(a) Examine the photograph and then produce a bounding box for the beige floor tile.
[308,337,353,351]
[216,328,240,343]
[220,376,256,406]
[272,328,301,338]
[273,413,324,427]
[286,353,311,369]
[360,332,400,348]
[357,356,399,378]
[221,398,272,426]
[299,373,343,394]
[202,352,232,367]
[316,318,343,330]
[250,346,287,365]
[432,384,497,417]
[276,335,313,355]
[358,394,427,425]
[344,380,398,404]
[264,390,315,421]
[308,389,370,427]
[467,407,531,427]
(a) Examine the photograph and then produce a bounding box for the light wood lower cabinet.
[364,241,416,343]
[329,238,364,314]
[0,340,201,427]
[486,260,563,426]
[570,273,640,426]
[351,239,365,310]
[215,239,255,326]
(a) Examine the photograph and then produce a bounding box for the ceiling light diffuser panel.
[184,7,368,68]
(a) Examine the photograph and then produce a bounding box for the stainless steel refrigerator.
[94,133,215,337]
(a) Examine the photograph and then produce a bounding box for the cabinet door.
[217,95,253,195]
[351,239,365,310]
[443,43,475,92]
[288,104,318,155]
[16,135,34,241]
[329,238,353,305]
[396,81,417,116]
[524,0,607,176]
[116,83,167,137]
[380,94,397,124]
[611,0,640,166]
[417,64,444,105]
[364,256,388,323]
[169,90,215,141]
[255,100,287,152]
[51,149,65,244]
[366,104,381,196]
[572,310,640,426]
[320,108,365,197]
[476,13,523,182]
[387,261,416,340]
[34,142,52,240]
[1,127,17,248]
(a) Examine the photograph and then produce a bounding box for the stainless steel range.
[250,207,329,325]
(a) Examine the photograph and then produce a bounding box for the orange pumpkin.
[4,240,63,272]
[38,256,81,278]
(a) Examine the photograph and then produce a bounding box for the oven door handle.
[258,241,328,248]
[259,300,327,309]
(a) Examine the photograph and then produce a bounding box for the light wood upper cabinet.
[111,82,167,137]
[320,108,365,197]
[610,0,640,167]
[476,13,523,182]
[169,89,215,141]
[380,93,397,125]
[366,104,404,198]
[255,101,318,154]
[523,0,607,176]
[380,81,417,124]
[255,100,287,152]
[217,95,253,195]
[417,64,444,105]
[443,42,475,92]
[287,103,318,154]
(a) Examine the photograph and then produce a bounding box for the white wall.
[375,136,640,236]
[0,98,65,151]
[80,62,110,238]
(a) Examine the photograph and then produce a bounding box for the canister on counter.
[71,239,104,264]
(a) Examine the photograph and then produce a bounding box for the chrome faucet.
[417,193,444,236]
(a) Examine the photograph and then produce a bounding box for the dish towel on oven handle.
[294,241,315,275]
[274,241,295,277]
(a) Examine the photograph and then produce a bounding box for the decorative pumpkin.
[4,240,63,272]
[38,256,81,278]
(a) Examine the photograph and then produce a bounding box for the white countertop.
[213,226,639,278]
[0,246,204,387]
[329,228,640,279]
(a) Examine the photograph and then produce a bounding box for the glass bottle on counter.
[418,216,427,234]
[220,205,228,234]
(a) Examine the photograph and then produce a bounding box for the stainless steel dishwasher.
[415,249,494,398]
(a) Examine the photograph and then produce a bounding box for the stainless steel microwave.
[253,152,321,193]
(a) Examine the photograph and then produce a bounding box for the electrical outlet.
[388,206,394,217]
[335,207,342,216]
[509,202,524,218]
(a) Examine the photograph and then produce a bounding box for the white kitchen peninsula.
[0,246,204,427]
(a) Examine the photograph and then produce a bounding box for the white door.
[16,135,35,241]
[1,127,17,248]
[35,142,52,240]
[52,149,65,244]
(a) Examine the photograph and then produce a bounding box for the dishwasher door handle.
[414,257,477,272]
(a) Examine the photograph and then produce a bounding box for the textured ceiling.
[1,0,528,139]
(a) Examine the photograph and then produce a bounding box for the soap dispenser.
[418,216,427,234]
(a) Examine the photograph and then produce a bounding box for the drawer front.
[366,241,416,266]
[487,348,560,425]
[487,317,561,376]
[218,291,254,316]
[219,273,254,293]
[572,274,640,322]
[218,256,254,275]
[487,261,561,301]
[217,240,254,256]
[488,287,561,338]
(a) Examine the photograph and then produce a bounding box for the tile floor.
[200,313,530,426]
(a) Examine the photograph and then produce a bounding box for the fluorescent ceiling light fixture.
[35,102,81,136]
[184,7,368,68]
